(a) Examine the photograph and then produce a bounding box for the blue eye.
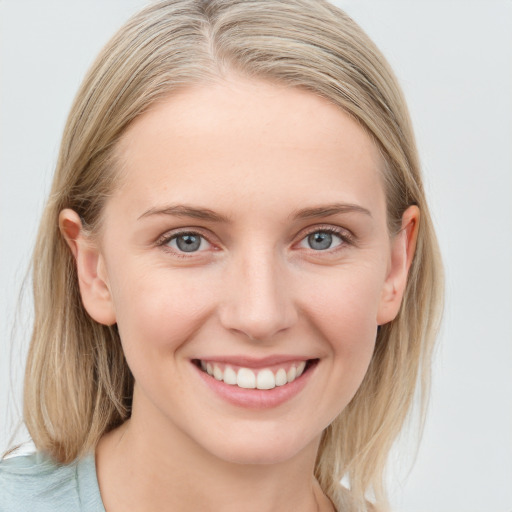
[299,230,344,251]
[166,233,211,253]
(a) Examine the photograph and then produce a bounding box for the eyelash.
[299,225,354,252]
[156,229,214,259]
[156,225,354,258]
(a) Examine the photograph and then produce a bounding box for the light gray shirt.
[0,451,105,511]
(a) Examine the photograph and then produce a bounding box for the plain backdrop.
[1,1,511,511]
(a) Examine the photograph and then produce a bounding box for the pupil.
[176,234,201,252]
[308,232,332,250]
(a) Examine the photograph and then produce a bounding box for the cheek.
[274,266,384,428]
[303,264,385,344]
[109,266,215,359]
[299,265,385,393]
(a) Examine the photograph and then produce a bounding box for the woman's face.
[71,77,412,465]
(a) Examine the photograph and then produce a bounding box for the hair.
[20,1,443,510]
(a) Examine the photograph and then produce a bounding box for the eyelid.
[155,227,217,256]
[296,224,355,247]
[154,223,355,258]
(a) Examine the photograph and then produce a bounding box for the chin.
[198,426,321,466]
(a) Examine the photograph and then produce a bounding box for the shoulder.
[0,451,104,512]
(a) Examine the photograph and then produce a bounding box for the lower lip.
[193,362,316,409]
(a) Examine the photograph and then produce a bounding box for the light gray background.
[1,1,511,511]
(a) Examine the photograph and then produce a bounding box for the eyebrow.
[137,204,230,223]
[137,202,372,223]
[289,203,372,220]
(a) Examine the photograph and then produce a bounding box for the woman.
[0,0,443,510]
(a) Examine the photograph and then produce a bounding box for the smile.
[195,359,316,390]
[195,359,312,390]
[192,357,319,409]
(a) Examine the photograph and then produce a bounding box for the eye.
[164,232,212,253]
[298,228,345,251]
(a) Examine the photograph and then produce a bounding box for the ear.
[59,209,116,326]
[376,205,420,325]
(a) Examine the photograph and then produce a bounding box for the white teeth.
[213,365,223,381]
[237,368,256,389]
[223,366,238,385]
[275,368,287,386]
[199,360,310,389]
[256,369,276,390]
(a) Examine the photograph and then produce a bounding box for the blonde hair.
[22,1,443,510]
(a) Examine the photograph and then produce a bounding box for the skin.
[60,76,418,512]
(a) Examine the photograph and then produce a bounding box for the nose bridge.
[219,243,297,341]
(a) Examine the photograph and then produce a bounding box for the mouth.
[192,358,319,390]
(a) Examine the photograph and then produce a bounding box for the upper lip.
[193,355,315,369]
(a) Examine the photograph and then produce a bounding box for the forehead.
[111,77,385,220]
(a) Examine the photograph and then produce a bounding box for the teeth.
[223,366,238,385]
[287,366,297,383]
[199,360,310,389]
[275,368,287,386]
[256,369,275,390]
[237,368,256,389]
[213,365,223,381]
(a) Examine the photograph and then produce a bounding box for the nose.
[218,246,298,342]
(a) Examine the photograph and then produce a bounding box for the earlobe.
[59,209,116,326]
[376,205,420,325]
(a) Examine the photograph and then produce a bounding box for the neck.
[96,415,331,512]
